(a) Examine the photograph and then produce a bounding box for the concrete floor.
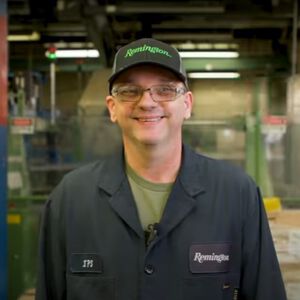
[269,210,300,300]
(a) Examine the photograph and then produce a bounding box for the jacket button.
[144,264,154,275]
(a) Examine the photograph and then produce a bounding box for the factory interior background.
[1,0,300,299]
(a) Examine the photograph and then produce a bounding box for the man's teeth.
[138,118,161,122]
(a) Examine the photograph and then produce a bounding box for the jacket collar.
[97,146,127,195]
[97,144,206,197]
[97,144,207,239]
[178,144,206,196]
[97,147,143,237]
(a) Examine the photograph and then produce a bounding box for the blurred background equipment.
[3,0,300,299]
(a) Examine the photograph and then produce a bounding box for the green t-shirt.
[126,163,173,231]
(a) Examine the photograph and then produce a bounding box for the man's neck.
[124,141,182,183]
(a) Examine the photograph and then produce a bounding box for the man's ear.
[183,91,193,119]
[106,96,117,123]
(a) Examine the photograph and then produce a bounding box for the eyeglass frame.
[110,83,188,103]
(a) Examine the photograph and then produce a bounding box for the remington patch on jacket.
[189,244,231,273]
[70,253,103,273]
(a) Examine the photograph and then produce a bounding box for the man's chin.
[135,136,163,147]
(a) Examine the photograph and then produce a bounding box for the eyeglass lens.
[113,85,185,102]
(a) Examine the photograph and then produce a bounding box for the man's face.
[106,65,193,148]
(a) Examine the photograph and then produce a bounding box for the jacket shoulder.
[193,150,253,182]
[64,160,106,183]
[49,159,107,197]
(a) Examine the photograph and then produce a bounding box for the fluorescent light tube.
[52,49,100,58]
[8,31,40,41]
[179,51,239,58]
[188,72,240,79]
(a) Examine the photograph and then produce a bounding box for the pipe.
[50,61,56,125]
[292,0,298,75]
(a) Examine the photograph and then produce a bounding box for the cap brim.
[108,61,187,86]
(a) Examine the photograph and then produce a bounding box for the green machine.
[183,77,300,215]
[245,78,300,211]
[7,72,46,300]
[244,78,281,213]
[7,71,82,299]
[7,196,45,300]
[7,127,38,300]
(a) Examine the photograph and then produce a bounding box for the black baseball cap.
[108,38,188,91]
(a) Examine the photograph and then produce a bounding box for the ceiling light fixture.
[179,51,239,58]
[45,49,100,58]
[44,42,95,49]
[188,72,240,79]
[8,31,40,42]
[104,5,225,14]
[173,42,239,50]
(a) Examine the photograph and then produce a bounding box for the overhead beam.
[85,16,109,66]
[153,33,233,41]
[84,4,225,15]
[182,56,289,72]
[83,0,115,67]
[152,18,293,30]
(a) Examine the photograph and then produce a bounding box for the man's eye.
[156,86,174,95]
[119,87,139,96]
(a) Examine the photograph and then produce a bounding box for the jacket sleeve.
[35,181,67,300]
[240,185,287,300]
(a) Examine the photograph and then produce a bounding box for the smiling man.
[106,64,192,184]
[36,38,287,300]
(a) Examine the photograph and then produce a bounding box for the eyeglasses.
[111,84,187,102]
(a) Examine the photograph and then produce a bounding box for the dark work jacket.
[36,144,287,300]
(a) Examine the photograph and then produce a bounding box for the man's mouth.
[134,116,164,122]
[136,117,163,122]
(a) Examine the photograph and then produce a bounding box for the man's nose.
[137,89,157,107]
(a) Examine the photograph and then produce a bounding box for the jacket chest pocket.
[67,274,115,300]
[182,273,240,300]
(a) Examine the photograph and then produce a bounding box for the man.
[36,38,287,300]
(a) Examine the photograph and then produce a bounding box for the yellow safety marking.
[263,197,282,213]
[7,214,22,224]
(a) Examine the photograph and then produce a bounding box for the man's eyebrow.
[113,79,135,86]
